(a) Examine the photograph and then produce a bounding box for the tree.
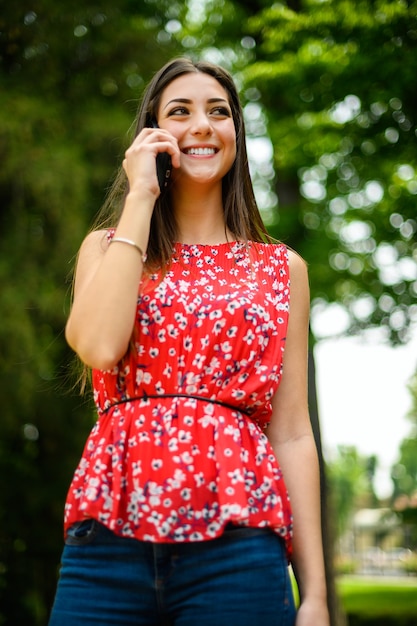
[238,5,417,621]
[0,2,186,623]
[391,368,417,548]
[2,0,417,623]
[243,0,417,345]
[177,2,417,623]
[327,446,378,544]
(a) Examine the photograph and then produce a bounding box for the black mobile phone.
[150,120,172,193]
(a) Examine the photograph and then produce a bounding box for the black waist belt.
[103,392,251,416]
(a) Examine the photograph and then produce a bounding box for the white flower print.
[180,488,192,501]
[101,487,113,511]
[64,242,292,554]
[199,414,218,429]
[231,388,246,401]
[147,510,163,526]
[183,336,193,352]
[194,472,205,487]
[85,477,100,501]
[134,414,146,428]
[199,334,210,348]
[225,300,241,315]
[213,318,226,335]
[178,280,190,293]
[219,340,233,356]
[243,328,256,344]
[136,370,152,386]
[132,460,142,476]
[209,309,222,320]
[192,353,206,369]
[167,324,179,339]
[173,451,194,469]
[224,425,241,442]
[163,364,172,377]
[228,468,245,485]
[178,430,192,444]
[166,468,186,490]
[155,381,165,394]
[207,445,216,458]
[205,356,221,373]
[168,438,179,452]
[174,312,187,330]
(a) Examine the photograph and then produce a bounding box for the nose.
[190,112,212,136]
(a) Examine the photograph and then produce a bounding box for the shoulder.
[286,247,308,278]
[286,249,310,315]
[256,241,289,264]
[261,243,307,277]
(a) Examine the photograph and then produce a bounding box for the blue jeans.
[48,520,296,625]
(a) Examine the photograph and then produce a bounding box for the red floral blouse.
[64,240,293,557]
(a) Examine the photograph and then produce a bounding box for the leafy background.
[1,1,416,623]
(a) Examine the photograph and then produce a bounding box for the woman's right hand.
[122,127,180,198]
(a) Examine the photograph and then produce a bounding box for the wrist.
[126,186,158,206]
[295,574,327,605]
[297,597,330,626]
[122,189,155,221]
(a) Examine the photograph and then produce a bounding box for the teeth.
[186,147,216,155]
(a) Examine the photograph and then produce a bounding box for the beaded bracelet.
[109,237,147,263]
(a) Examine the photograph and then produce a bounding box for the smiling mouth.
[183,147,217,156]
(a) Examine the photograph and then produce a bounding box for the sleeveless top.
[64,240,293,557]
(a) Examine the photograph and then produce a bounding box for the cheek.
[229,134,237,163]
[225,126,237,157]
[164,124,182,143]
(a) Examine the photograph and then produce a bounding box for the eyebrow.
[163,97,229,110]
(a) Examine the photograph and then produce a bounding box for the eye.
[168,106,189,116]
[210,106,231,117]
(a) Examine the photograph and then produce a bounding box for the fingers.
[121,128,179,196]
[125,128,180,167]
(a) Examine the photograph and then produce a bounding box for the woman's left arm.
[266,250,329,626]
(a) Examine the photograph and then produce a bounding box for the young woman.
[49,57,329,626]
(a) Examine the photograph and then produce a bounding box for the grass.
[337,576,417,618]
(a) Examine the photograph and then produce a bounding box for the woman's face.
[157,72,237,187]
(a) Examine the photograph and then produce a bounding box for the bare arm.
[266,250,329,625]
[65,127,180,369]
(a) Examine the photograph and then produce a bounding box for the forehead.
[160,72,230,105]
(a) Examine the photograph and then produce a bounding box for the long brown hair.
[95,57,272,269]
[73,58,273,392]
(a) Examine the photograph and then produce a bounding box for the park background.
[1,1,417,624]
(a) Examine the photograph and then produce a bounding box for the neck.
[172,184,232,244]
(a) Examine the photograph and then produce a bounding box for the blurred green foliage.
[1,1,417,624]
[1,2,185,623]
[327,446,378,542]
[244,0,417,344]
[392,369,417,547]
[338,576,417,624]
[392,370,417,498]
